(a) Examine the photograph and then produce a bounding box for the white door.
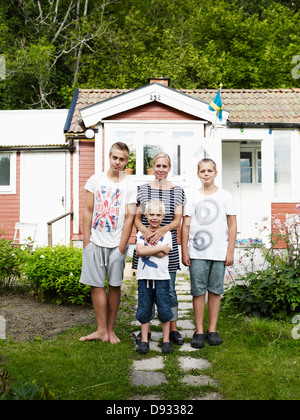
[20,152,67,247]
[222,142,241,232]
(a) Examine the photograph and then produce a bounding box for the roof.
[0,109,69,147]
[65,87,300,133]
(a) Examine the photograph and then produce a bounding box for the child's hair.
[152,152,172,168]
[109,142,130,157]
[145,199,166,215]
[197,158,217,172]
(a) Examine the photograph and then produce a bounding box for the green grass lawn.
[1,279,299,400]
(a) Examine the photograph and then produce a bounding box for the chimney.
[147,77,170,87]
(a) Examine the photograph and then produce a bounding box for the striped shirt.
[132,183,186,272]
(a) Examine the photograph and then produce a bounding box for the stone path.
[130,276,224,400]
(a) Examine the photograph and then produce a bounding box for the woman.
[133,152,186,345]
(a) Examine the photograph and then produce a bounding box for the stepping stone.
[131,394,160,400]
[178,343,199,352]
[176,284,190,291]
[179,356,212,371]
[178,302,193,310]
[182,375,218,386]
[177,310,190,319]
[176,320,194,329]
[180,330,194,339]
[148,341,161,352]
[130,371,167,386]
[150,331,163,341]
[133,356,164,371]
[177,295,192,301]
[194,392,225,400]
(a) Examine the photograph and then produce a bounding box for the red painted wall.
[0,153,20,240]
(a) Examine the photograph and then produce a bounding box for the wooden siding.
[73,141,95,241]
[271,202,299,248]
[0,153,20,240]
[105,102,200,121]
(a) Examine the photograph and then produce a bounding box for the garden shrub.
[23,245,90,305]
[223,262,300,320]
[0,237,29,294]
[224,207,300,320]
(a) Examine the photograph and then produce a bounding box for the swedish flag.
[208,85,223,121]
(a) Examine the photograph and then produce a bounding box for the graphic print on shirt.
[139,235,164,269]
[193,199,219,251]
[93,185,123,232]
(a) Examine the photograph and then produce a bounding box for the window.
[274,132,291,199]
[105,124,203,178]
[0,155,10,185]
[240,146,261,185]
[0,153,16,194]
[240,151,252,183]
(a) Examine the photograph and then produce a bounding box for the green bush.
[0,237,29,293]
[223,262,300,320]
[23,245,91,305]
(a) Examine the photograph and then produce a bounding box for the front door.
[222,141,262,241]
[20,152,68,246]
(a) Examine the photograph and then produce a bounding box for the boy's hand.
[225,252,234,266]
[181,251,191,267]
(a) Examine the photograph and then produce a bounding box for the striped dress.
[132,183,186,272]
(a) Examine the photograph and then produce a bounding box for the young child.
[181,158,237,347]
[79,142,136,344]
[135,199,174,354]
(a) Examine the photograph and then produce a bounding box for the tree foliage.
[0,0,299,109]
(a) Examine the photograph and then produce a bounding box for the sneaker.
[162,342,174,354]
[191,332,205,348]
[135,332,151,345]
[136,341,150,354]
[206,331,223,346]
[169,331,184,346]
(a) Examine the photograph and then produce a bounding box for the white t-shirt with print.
[183,188,236,261]
[85,172,137,248]
[136,231,172,280]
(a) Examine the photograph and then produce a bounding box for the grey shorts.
[189,259,225,296]
[79,242,127,288]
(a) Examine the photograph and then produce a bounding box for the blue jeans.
[169,271,178,321]
[136,280,173,324]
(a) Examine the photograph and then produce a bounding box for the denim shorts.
[189,259,225,296]
[136,280,173,324]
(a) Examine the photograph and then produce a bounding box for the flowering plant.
[223,204,300,320]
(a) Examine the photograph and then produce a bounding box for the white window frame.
[240,145,261,187]
[104,121,205,181]
[0,152,16,194]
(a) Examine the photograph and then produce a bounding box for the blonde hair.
[197,158,217,172]
[152,152,172,168]
[145,199,166,215]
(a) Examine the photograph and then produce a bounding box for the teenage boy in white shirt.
[79,142,136,344]
[181,158,237,347]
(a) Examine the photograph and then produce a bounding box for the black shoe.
[135,332,151,345]
[206,331,223,346]
[169,331,184,346]
[162,342,174,354]
[191,332,205,348]
[136,341,149,354]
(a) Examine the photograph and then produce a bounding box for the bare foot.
[79,331,109,342]
[108,331,120,344]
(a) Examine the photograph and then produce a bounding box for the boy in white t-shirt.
[79,142,136,344]
[136,199,174,354]
[181,158,237,347]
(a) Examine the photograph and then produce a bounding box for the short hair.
[109,142,130,157]
[145,199,166,215]
[197,158,217,172]
[152,152,171,168]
